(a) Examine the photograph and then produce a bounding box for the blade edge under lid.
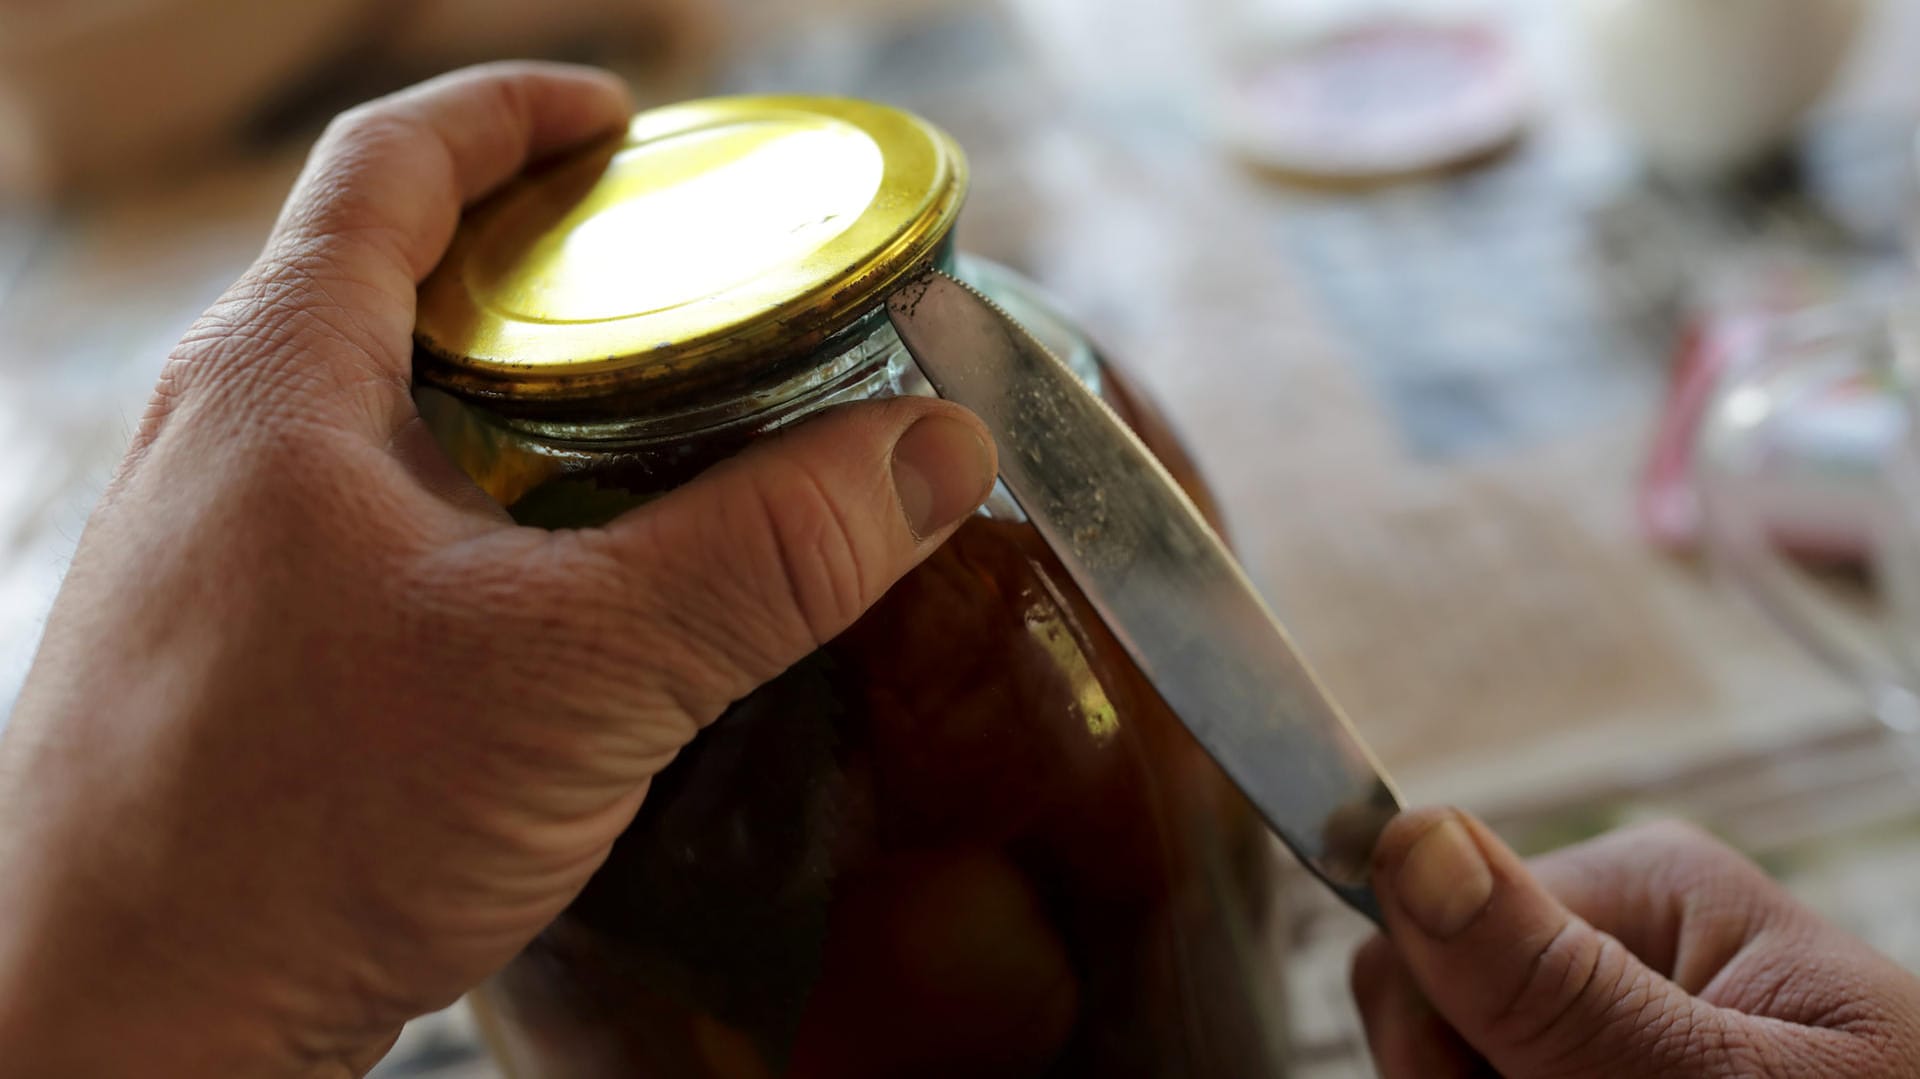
[886,270,1402,922]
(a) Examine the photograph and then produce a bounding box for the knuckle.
[749,459,873,645]
[1560,818,1727,879]
[421,61,560,113]
[1488,919,1617,1050]
[1588,818,1760,900]
[320,102,414,156]
[1618,819,1780,919]
[298,107,432,246]
[479,74,534,146]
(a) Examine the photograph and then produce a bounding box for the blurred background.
[7,0,1920,1075]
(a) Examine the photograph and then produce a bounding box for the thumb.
[1370,807,1729,1078]
[561,396,997,719]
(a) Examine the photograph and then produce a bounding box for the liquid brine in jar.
[413,96,1289,1078]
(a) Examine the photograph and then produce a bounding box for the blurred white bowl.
[1577,0,1868,183]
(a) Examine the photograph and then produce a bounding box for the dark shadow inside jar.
[470,366,1287,1079]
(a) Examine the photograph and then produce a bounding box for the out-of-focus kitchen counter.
[8,2,1920,1075]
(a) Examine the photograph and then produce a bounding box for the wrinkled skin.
[0,63,996,1077]
[1354,809,1920,1078]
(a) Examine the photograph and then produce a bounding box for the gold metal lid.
[414,95,967,417]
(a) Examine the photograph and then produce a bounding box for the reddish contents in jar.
[471,370,1284,1078]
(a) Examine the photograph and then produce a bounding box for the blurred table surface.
[8,1,1920,1075]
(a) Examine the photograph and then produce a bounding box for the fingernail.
[891,414,995,540]
[1395,815,1494,939]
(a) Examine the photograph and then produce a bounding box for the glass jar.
[414,96,1286,1078]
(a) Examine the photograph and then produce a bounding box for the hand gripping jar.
[413,95,1287,1078]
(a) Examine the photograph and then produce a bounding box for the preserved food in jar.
[414,96,1287,1078]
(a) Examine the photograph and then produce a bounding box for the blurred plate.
[1217,19,1529,187]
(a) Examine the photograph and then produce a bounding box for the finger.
[270,61,630,291]
[537,396,998,721]
[162,63,629,439]
[1532,819,1920,1047]
[1528,820,1792,993]
[1370,807,1736,1078]
[1349,935,1490,1079]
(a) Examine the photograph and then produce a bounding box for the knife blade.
[887,270,1402,923]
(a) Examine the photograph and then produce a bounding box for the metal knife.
[887,270,1403,923]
